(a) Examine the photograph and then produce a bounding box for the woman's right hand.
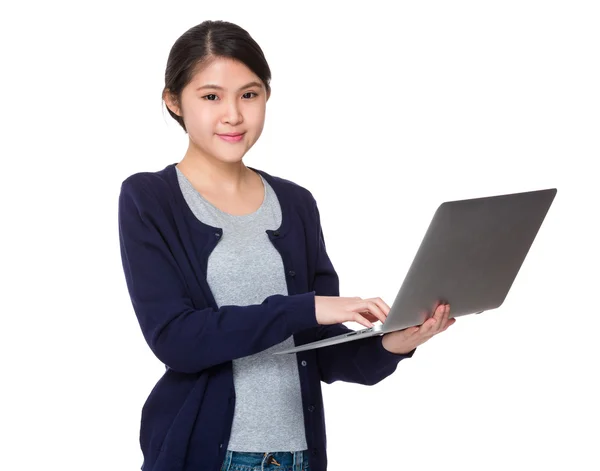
[314,295,390,328]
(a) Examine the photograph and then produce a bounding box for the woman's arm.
[118,179,319,374]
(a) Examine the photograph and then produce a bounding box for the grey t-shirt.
[176,166,308,452]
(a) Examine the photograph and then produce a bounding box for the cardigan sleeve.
[310,197,415,385]
[118,178,320,374]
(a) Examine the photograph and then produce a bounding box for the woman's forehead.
[191,57,262,89]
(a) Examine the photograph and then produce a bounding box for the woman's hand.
[382,303,455,355]
[314,295,390,328]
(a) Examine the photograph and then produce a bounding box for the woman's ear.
[163,89,182,116]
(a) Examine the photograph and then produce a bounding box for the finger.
[440,317,456,332]
[435,302,449,331]
[434,302,446,321]
[356,300,387,324]
[442,304,451,330]
[421,304,444,335]
[354,312,374,328]
[417,318,435,337]
[359,312,380,323]
[363,299,387,319]
[371,297,391,316]
[367,300,388,323]
[434,303,450,334]
[406,324,430,348]
[364,297,390,322]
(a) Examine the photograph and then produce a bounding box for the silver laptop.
[273,188,557,355]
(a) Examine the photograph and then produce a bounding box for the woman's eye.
[202,92,257,101]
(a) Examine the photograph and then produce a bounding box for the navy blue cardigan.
[117,162,414,471]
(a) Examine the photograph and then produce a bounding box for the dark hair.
[162,20,272,132]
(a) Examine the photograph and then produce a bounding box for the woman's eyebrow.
[196,81,263,91]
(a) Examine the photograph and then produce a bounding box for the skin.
[163,56,270,203]
[380,302,455,354]
[163,56,455,354]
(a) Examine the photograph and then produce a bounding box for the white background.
[1,1,598,470]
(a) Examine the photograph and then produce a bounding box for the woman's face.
[166,56,269,164]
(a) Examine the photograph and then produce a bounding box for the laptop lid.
[381,188,557,333]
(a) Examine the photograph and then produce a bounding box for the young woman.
[118,20,454,471]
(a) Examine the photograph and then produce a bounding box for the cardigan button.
[308,405,315,412]
[301,360,307,367]
[288,270,296,277]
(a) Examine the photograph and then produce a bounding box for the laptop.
[273,188,557,355]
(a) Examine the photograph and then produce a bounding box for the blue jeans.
[219,450,310,471]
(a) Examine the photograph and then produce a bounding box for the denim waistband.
[220,449,309,471]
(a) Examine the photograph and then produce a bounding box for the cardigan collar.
[160,162,293,239]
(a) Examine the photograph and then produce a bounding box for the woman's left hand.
[382,303,455,355]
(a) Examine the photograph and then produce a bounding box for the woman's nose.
[222,101,243,125]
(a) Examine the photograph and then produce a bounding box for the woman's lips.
[217,133,244,142]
